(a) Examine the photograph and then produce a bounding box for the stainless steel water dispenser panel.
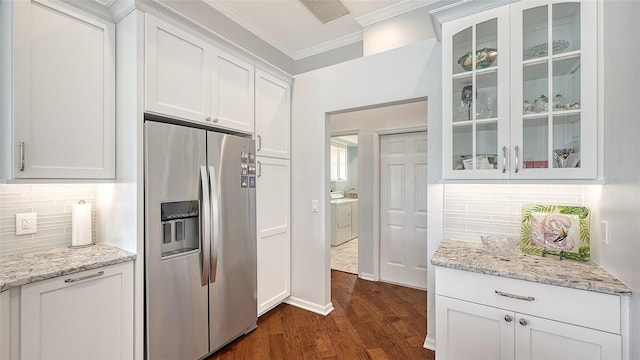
[160,200,200,259]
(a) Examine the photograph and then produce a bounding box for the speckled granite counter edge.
[0,244,136,293]
[432,240,632,296]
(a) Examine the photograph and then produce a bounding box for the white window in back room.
[330,142,348,181]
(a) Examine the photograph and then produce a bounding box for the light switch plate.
[16,212,37,235]
[601,220,609,245]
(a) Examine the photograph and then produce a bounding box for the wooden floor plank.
[207,270,435,360]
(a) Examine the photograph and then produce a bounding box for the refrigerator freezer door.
[207,132,257,352]
[144,122,209,359]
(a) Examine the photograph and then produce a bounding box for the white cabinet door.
[515,314,621,360]
[436,296,515,360]
[20,262,134,360]
[212,50,254,133]
[509,0,597,180]
[442,6,511,180]
[256,157,290,315]
[1,0,115,179]
[0,291,8,360]
[255,70,291,159]
[145,14,211,123]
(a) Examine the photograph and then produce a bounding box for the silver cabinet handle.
[65,271,104,283]
[504,314,513,323]
[200,166,211,287]
[212,118,219,123]
[206,117,212,122]
[514,145,520,173]
[256,135,262,151]
[519,318,529,326]
[19,141,25,171]
[257,161,262,177]
[502,146,507,173]
[495,290,535,302]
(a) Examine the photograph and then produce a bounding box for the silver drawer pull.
[495,290,535,302]
[65,271,104,283]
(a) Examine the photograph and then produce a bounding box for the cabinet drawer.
[436,267,621,333]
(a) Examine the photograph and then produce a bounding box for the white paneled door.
[380,131,427,289]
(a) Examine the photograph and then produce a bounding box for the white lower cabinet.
[256,157,290,316]
[20,262,134,360]
[435,267,626,360]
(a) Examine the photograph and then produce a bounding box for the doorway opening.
[329,134,359,274]
[327,98,427,284]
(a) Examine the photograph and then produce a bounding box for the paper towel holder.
[70,200,95,249]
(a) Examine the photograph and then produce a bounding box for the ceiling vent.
[299,0,350,24]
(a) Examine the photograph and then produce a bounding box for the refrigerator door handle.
[209,165,220,283]
[200,166,212,287]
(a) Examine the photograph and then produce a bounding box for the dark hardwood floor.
[208,270,435,360]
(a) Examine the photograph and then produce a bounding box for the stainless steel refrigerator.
[144,120,257,359]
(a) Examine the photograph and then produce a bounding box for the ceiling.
[202,0,434,60]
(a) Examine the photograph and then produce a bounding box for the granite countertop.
[432,239,631,295]
[0,244,136,292]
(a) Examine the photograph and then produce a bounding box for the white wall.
[290,37,442,340]
[593,1,640,358]
[330,101,427,280]
[363,8,436,56]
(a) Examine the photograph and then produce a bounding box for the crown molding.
[201,0,297,59]
[295,31,362,60]
[354,0,433,27]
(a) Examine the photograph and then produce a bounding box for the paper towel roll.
[72,201,92,247]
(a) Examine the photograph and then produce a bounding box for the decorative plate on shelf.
[520,204,590,262]
[523,40,570,60]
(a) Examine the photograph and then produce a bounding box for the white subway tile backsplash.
[444,184,585,242]
[0,184,99,256]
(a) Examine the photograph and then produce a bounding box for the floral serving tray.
[520,204,591,262]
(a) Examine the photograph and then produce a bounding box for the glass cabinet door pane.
[477,72,498,120]
[523,62,548,114]
[452,125,472,170]
[552,114,581,168]
[553,3,580,54]
[523,6,548,60]
[523,117,549,168]
[476,19,498,70]
[477,123,498,169]
[552,57,580,111]
[453,27,472,75]
[453,77,473,122]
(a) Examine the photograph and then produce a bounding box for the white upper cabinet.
[0,0,115,180]
[145,14,255,134]
[443,0,597,180]
[212,50,255,134]
[255,70,291,159]
[145,15,211,123]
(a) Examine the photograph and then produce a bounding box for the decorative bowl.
[480,235,520,257]
[458,47,498,71]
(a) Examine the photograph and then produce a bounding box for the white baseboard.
[284,296,334,316]
[424,335,436,351]
[359,272,375,281]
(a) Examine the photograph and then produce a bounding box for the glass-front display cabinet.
[442,0,597,180]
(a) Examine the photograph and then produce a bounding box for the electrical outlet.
[16,212,37,235]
